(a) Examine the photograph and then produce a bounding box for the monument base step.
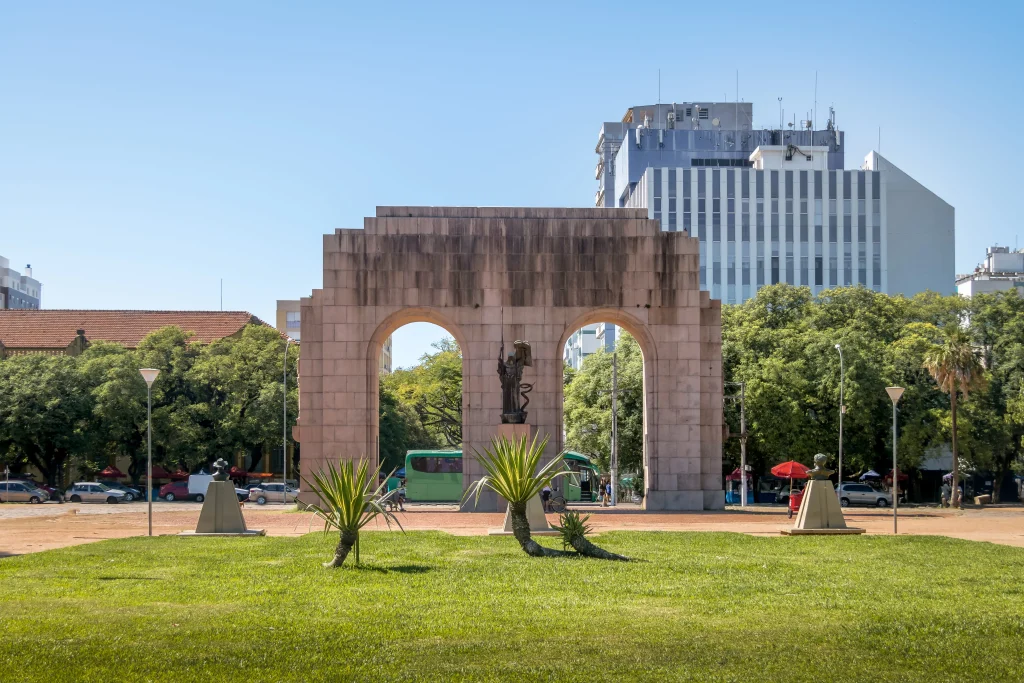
[487,529,560,536]
[780,528,865,535]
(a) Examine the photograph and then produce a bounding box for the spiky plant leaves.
[303,459,403,568]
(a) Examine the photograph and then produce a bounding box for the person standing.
[940,481,951,508]
[541,484,552,512]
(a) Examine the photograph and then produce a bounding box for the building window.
[815,257,823,286]
[771,256,780,284]
[653,169,662,224]
[698,108,709,119]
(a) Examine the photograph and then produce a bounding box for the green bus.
[405,450,464,502]
[404,449,601,503]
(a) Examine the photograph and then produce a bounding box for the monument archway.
[296,206,724,511]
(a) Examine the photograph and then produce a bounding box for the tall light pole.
[886,386,904,535]
[610,352,618,507]
[835,344,844,491]
[139,368,160,537]
[725,381,748,507]
[283,339,292,506]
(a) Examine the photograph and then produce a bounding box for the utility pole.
[599,352,625,506]
[725,382,748,507]
[611,352,619,506]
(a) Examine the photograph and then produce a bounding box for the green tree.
[378,380,435,473]
[385,338,462,448]
[923,328,986,507]
[0,354,93,485]
[563,332,643,474]
[184,325,297,472]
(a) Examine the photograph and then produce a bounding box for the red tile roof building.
[0,310,273,358]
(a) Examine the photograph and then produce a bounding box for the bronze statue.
[498,339,532,424]
[212,458,230,482]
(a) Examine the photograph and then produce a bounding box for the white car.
[248,483,299,504]
[836,483,892,508]
[65,482,127,504]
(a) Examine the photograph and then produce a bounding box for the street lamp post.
[139,368,160,537]
[283,339,292,506]
[725,382,748,508]
[834,344,844,492]
[886,386,905,535]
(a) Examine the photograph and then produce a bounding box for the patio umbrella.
[942,472,954,482]
[151,465,172,479]
[228,466,247,479]
[885,468,909,482]
[860,470,881,481]
[98,466,125,479]
[771,461,810,500]
[170,469,190,480]
[770,461,810,479]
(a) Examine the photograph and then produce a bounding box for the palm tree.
[923,329,985,508]
[464,434,574,558]
[303,459,402,568]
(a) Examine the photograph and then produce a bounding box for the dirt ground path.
[2,502,1023,557]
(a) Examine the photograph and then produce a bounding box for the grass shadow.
[349,563,433,575]
[97,576,167,581]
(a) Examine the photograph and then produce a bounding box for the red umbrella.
[170,469,190,480]
[885,468,909,482]
[771,461,810,502]
[151,465,172,479]
[725,468,744,481]
[771,461,810,479]
[228,466,247,478]
[99,466,125,479]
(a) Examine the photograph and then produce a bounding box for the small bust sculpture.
[806,453,834,480]
[212,458,230,482]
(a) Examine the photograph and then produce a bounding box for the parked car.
[159,481,205,502]
[248,483,300,505]
[836,483,892,508]
[8,475,59,501]
[99,481,142,502]
[0,480,49,503]
[234,488,251,502]
[64,482,127,504]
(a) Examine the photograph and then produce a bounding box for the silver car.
[64,482,127,504]
[837,483,892,508]
[248,483,299,504]
[0,480,48,503]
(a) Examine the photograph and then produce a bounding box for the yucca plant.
[552,510,628,561]
[303,458,402,568]
[464,434,573,558]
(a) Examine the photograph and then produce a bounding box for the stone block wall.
[297,206,723,511]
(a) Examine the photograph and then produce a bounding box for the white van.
[187,473,214,498]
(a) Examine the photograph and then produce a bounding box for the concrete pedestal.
[780,479,864,536]
[487,423,558,536]
[180,481,265,537]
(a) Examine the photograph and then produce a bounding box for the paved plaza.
[2,502,1023,556]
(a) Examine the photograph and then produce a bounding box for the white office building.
[957,246,1024,297]
[563,323,615,370]
[598,102,955,304]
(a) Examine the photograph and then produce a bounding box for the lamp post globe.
[885,387,905,535]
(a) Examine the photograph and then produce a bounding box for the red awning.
[99,466,125,478]
[725,468,746,481]
[228,466,247,478]
[885,469,910,482]
[771,461,810,479]
[151,465,172,479]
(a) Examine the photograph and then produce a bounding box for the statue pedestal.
[179,481,265,537]
[487,423,558,536]
[780,479,864,536]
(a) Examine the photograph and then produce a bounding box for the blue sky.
[2,1,1021,368]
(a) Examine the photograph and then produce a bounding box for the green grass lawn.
[2,531,1023,682]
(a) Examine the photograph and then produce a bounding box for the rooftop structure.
[957,246,1024,297]
[0,256,42,310]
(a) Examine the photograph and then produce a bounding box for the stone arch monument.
[296,206,724,511]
